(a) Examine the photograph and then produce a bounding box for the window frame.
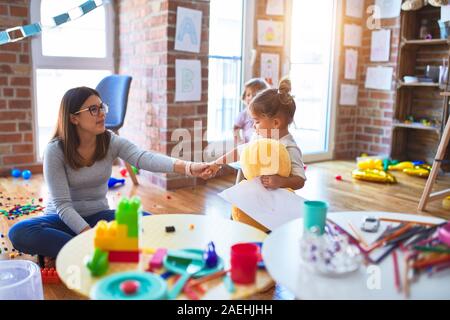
[30,0,115,160]
[284,0,342,163]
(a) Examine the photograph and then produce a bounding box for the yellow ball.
[240,138,291,180]
[442,196,450,210]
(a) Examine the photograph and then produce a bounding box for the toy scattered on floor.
[203,241,218,268]
[86,197,142,277]
[1,204,45,218]
[119,168,128,177]
[403,165,431,178]
[41,267,61,284]
[108,177,125,189]
[352,168,397,184]
[335,175,342,181]
[131,166,139,175]
[11,168,21,178]
[165,226,175,233]
[166,195,172,200]
[189,224,195,230]
[21,170,32,180]
[388,161,415,171]
[357,158,383,171]
[442,196,450,210]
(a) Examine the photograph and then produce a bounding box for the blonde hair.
[249,77,296,124]
[241,78,270,101]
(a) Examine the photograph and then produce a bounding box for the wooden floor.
[1,160,449,300]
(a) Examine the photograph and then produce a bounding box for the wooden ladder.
[418,55,450,211]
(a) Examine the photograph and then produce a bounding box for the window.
[207,0,245,141]
[288,0,339,161]
[31,0,114,159]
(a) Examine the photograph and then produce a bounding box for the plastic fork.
[167,259,204,300]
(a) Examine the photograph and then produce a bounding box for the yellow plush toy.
[232,138,292,232]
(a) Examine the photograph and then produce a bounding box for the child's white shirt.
[237,133,306,180]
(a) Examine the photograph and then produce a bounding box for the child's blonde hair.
[241,78,270,101]
[249,77,296,124]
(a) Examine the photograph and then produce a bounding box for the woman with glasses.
[8,86,213,268]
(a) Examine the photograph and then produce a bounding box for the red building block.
[41,268,61,284]
[108,250,139,263]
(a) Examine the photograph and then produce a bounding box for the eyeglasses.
[73,102,109,117]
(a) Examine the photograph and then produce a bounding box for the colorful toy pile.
[352,156,432,184]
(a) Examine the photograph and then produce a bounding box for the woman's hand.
[190,162,216,180]
[260,175,284,189]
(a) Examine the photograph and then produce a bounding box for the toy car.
[361,216,380,233]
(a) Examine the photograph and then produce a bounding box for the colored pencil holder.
[230,243,259,284]
[303,201,328,235]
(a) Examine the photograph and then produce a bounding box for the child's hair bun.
[278,77,293,105]
[278,77,291,95]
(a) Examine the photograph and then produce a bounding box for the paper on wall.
[346,0,364,18]
[218,178,305,231]
[175,59,202,102]
[370,29,391,62]
[441,5,450,22]
[375,0,401,19]
[261,53,280,87]
[345,49,358,80]
[344,24,362,47]
[339,84,359,106]
[257,20,284,47]
[365,66,393,91]
[175,7,202,53]
[266,0,284,16]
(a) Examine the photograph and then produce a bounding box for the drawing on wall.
[174,6,202,53]
[257,20,284,47]
[266,0,284,16]
[261,53,280,86]
[370,29,391,62]
[340,84,359,106]
[344,24,362,47]
[365,66,393,91]
[175,59,202,102]
[345,49,358,80]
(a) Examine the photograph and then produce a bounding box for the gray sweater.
[43,132,176,234]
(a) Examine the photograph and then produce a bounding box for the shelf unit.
[391,5,450,165]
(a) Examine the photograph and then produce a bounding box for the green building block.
[86,248,109,277]
[115,196,141,238]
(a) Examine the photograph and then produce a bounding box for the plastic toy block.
[108,250,139,263]
[165,226,176,233]
[115,197,141,237]
[149,248,167,270]
[94,220,138,251]
[86,248,109,277]
[41,268,61,284]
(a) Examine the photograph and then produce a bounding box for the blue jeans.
[9,210,118,259]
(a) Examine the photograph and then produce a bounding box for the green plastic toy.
[86,248,109,277]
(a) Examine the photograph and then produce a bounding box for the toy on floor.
[86,197,142,277]
[108,177,125,189]
[357,158,384,171]
[21,170,32,180]
[41,267,61,284]
[10,168,32,180]
[352,168,397,184]
[233,138,292,232]
[11,169,21,178]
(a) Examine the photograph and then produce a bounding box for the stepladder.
[418,102,450,212]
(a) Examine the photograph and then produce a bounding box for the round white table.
[262,211,450,300]
[56,214,274,299]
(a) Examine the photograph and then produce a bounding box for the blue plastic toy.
[21,170,32,180]
[108,177,125,189]
[203,241,218,268]
[11,169,21,178]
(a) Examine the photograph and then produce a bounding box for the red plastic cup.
[230,243,259,284]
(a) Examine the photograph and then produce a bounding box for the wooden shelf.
[397,81,440,88]
[393,122,440,133]
[401,39,449,47]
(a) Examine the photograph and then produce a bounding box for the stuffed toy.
[402,0,448,11]
[232,138,292,232]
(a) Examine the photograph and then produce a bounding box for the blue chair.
[96,75,138,185]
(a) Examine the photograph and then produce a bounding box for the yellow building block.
[94,220,139,251]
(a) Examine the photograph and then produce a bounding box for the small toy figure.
[203,241,218,268]
[22,170,32,180]
[108,177,125,189]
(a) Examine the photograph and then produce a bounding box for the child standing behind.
[210,78,306,231]
[234,78,270,144]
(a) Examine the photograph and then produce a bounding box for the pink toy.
[149,248,167,270]
[438,222,450,246]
